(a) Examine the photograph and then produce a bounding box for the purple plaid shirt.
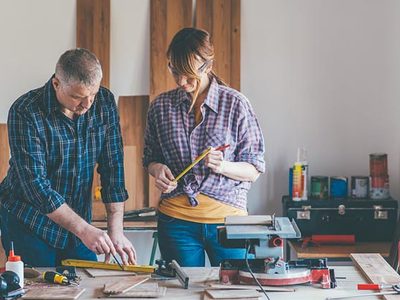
[143,78,265,210]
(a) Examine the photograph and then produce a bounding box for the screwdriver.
[43,271,69,285]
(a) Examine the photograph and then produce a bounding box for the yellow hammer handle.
[174,147,212,182]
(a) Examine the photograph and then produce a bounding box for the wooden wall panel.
[0,124,9,183]
[195,0,241,90]
[149,0,193,207]
[77,0,110,219]
[119,96,149,210]
[76,0,110,88]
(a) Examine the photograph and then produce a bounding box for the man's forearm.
[221,161,260,182]
[47,203,89,238]
[105,202,125,234]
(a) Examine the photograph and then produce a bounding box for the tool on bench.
[0,271,24,300]
[326,284,400,299]
[174,144,230,182]
[61,259,155,273]
[154,259,189,289]
[43,271,70,285]
[110,253,124,270]
[218,215,337,289]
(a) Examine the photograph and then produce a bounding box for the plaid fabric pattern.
[0,77,128,249]
[143,78,265,210]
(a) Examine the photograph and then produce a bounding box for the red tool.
[302,235,355,247]
[357,283,398,290]
[327,283,400,299]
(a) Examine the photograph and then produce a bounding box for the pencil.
[111,253,124,270]
[174,144,230,182]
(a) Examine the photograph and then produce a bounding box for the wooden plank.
[290,241,391,259]
[351,253,400,300]
[23,287,86,300]
[107,282,167,298]
[205,289,260,299]
[76,0,110,88]
[207,284,294,292]
[195,0,241,91]
[118,96,149,209]
[0,124,9,182]
[103,275,150,295]
[77,0,110,220]
[85,268,136,278]
[149,0,193,208]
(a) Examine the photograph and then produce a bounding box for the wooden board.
[351,253,400,300]
[23,287,86,300]
[0,124,9,182]
[107,282,167,298]
[149,0,193,208]
[205,289,260,299]
[290,241,391,259]
[76,0,110,88]
[77,0,110,221]
[118,96,149,210]
[103,275,150,295]
[195,0,241,90]
[85,268,136,278]
[207,284,294,292]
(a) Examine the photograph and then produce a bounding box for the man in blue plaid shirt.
[0,49,136,267]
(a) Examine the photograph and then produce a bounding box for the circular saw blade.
[239,268,311,286]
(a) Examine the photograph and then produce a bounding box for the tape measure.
[61,259,155,273]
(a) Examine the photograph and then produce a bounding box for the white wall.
[1,0,399,218]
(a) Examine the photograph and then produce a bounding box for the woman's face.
[168,59,211,93]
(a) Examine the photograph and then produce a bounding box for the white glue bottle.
[5,241,24,288]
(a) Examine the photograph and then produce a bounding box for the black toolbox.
[282,195,398,241]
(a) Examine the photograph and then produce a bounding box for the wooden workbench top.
[92,220,157,230]
[25,265,381,299]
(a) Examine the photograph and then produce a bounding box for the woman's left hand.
[204,147,225,174]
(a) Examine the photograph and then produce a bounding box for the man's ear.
[52,77,60,90]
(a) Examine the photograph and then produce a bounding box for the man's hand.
[148,162,177,193]
[105,231,137,265]
[78,224,117,255]
[204,147,225,174]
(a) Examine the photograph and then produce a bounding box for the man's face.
[52,77,100,117]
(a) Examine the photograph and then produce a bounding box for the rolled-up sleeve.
[8,109,65,214]
[235,100,266,173]
[97,94,128,203]
[143,102,164,168]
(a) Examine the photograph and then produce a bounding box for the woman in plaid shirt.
[144,28,265,267]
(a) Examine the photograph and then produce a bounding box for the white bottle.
[5,242,24,288]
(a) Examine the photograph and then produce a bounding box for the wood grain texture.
[205,289,260,299]
[118,96,149,209]
[23,287,86,299]
[108,283,167,298]
[77,0,110,220]
[103,275,150,295]
[0,124,9,182]
[351,253,400,300]
[195,0,241,90]
[85,268,136,278]
[76,0,110,88]
[149,0,193,207]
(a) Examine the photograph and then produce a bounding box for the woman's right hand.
[148,163,177,193]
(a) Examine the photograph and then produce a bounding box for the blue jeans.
[157,212,247,267]
[0,208,97,267]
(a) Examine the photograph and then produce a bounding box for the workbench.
[25,265,382,299]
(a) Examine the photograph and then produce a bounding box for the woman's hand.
[204,147,225,174]
[148,162,177,193]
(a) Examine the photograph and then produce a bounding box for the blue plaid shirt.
[0,77,128,249]
[143,78,265,210]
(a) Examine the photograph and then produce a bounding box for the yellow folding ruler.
[61,259,155,273]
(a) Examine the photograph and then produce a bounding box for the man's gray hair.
[55,48,103,86]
